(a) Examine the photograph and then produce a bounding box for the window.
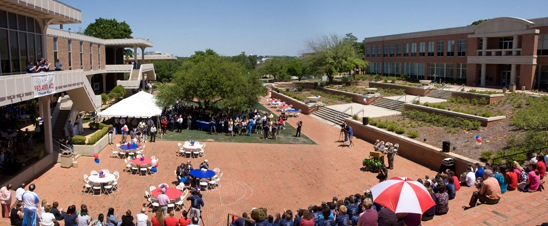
[389,44,394,57]
[403,44,409,57]
[371,46,375,57]
[79,41,83,69]
[447,40,455,56]
[89,43,92,70]
[53,37,58,65]
[68,40,72,69]
[377,45,381,57]
[368,62,382,74]
[396,44,401,57]
[428,42,434,57]
[383,45,388,57]
[419,42,425,57]
[457,40,466,56]
[457,63,467,79]
[98,45,101,68]
[403,63,425,80]
[499,37,513,49]
[366,46,370,57]
[437,41,444,57]
[537,35,548,55]
[411,43,417,57]
[0,11,43,75]
[428,63,454,81]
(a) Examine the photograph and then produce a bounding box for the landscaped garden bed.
[278,89,352,105]
[323,84,406,97]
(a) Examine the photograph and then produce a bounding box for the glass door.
[501,70,511,87]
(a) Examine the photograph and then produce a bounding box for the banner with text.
[33,73,56,98]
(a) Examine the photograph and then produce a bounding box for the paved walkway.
[384,95,447,104]
[3,97,547,225]
[327,103,401,118]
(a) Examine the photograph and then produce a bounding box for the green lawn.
[160,103,315,145]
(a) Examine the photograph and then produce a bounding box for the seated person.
[199,160,209,169]
[518,163,542,192]
[466,169,501,209]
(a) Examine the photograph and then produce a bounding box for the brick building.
[364,17,548,90]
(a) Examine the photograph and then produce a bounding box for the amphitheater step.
[312,107,351,126]
[428,89,452,99]
[371,98,405,111]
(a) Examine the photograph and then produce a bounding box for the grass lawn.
[160,103,316,145]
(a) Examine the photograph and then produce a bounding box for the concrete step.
[313,107,351,125]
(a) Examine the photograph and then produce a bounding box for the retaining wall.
[270,91,318,114]
[403,103,506,126]
[345,119,480,176]
[73,134,108,157]
[451,92,504,104]
[318,87,367,104]
[369,82,429,96]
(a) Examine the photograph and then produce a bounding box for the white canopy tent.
[98,91,162,118]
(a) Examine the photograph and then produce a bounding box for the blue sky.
[56,0,546,57]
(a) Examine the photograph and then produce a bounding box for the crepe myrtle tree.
[155,50,264,110]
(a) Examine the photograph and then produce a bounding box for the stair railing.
[354,108,365,118]
[410,95,421,104]
[455,84,466,92]
[390,94,406,109]
[333,106,353,125]
[52,139,69,153]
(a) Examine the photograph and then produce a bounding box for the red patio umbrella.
[371,177,435,214]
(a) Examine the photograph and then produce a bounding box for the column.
[40,96,53,154]
[510,64,517,84]
[481,64,486,86]
[513,35,519,56]
[102,73,107,93]
[133,46,138,69]
[140,47,146,65]
[482,37,487,56]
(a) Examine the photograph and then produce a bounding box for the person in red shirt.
[161,117,168,135]
[537,155,546,179]
[507,164,518,191]
[151,210,164,226]
[164,210,179,226]
[449,171,460,191]
[179,210,191,226]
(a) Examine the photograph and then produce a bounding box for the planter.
[73,134,108,157]
[419,80,432,86]
[60,153,73,168]
[364,88,377,94]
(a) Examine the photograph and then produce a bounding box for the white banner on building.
[33,73,56,98]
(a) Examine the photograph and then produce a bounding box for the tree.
[469,19,488,26]
[305,34,367,83]
[152,60,179,82]
[84,18,133,39]
[260,56,292,81]
[287,58,311,81]
[345,33,365,61]
[155,51,264,110]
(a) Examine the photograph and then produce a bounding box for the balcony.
[477,49,521,56]
[109,63,156,89]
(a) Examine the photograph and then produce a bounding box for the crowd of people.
[25,58,62,73]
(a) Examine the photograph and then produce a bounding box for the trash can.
[61,152,73,168]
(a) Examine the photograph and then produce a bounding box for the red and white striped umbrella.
[371,177,435,214]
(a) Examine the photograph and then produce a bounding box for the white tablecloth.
[183,143,203,150]
[88,173,116,184]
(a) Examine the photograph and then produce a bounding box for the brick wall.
[100,45,106,70]
[92,44,99,70]
[83,41,91,71]
[345,119,479,176]
[46,36,54,62]
[57,37,69,70]
[319,87,367,104]
[72,40,81,69]
[369,82,428,96]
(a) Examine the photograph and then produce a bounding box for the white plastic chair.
[92,183,102,196]
[90,170,98,175]
[113,171,120,180]
[192,150,200,158]
[110,147,119,158]
[149,185,157,192]
[103,181,114,195]
[199,179,208,190]
[140,167,148,176]
[103,169,110,174]
[124,159,132,172]
[131,163,139,175]
[185,150,192,158]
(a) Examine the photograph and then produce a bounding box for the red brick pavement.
[3,97,546,225]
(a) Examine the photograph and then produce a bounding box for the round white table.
[183,143,203,150]
[88,173,116,184]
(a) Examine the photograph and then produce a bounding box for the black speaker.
[363,117,369,125]
[442,141,450,152]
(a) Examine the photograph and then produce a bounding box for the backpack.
[251,208,267,222]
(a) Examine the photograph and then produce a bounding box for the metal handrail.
[410,95,421,104]
[354,109,365,117]
[390,93,406,109]
[333,106,353,125]
[52,139,69,153]
[456,84,466,92]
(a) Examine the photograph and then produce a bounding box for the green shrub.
[297,84,304,92]
[100,93,108,104]
[352,114,359,120]
[377,121,388,128]
[395,127,406,134]
[72,135,86,145]
[407,130,419,138]
[369,119,376,125]
[480,150,493,162]
[109,85,126,98]
[387,124,397,131]
[87,126,109,145]
[480,110,492,118]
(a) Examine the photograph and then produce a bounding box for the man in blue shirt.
[26,62,37,73]
[199,160,209,169]
[55,59,62,71]
[234,212,247,226]
[187,190,204,222]
[346,125,354,148]
[335,206,349,226]
[345,197,359,226]
[317,207,335,226]
[22,184,39,226]
[475,163,484,180]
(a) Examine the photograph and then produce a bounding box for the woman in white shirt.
[78,204,91,226]
[40,204,58,226]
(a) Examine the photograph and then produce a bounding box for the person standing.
[347,125,354,148]
[209,117,216,135]
[157,188,170,217]
[177,116,183,133]
[21,184,39,226]
[186,190,204,223]
[15,183,25,204]
[121,124,128,143]
[77,115,83,134]
[0,184,12,218]
[107,125,114,145]
[161,117,168,135]
[386,143,395,170]
[150,125,157,143]
[66,120,73,137]
[295,121,302,137]
[119,118,126,134]
[186,114,192,130]
[55,59,62,71]
[163,210,178,226]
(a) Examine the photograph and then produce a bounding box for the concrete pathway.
[327,103,401,118]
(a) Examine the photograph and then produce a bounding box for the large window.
[457,63,467,79]
[389,44,394,57]
[366,46,370,57]
[0,10,43,75]
[419,42,425,57]
[428,42,434,57]
[447,40,455,56]
[411,43,417,57]
[396,44,401,57]
[538,34,548,55]
[68,40,72,69]
[403,62,425,80]
[428,63,454,81]
[403,44,409,57]
[368,62,382,74]
[371,46,375,57]
[437,41,444,57]
[457,40,466,56]
[383,45,388,57]
[383,62,401,76]
[535,65,548,90]
[377,45,381,57]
